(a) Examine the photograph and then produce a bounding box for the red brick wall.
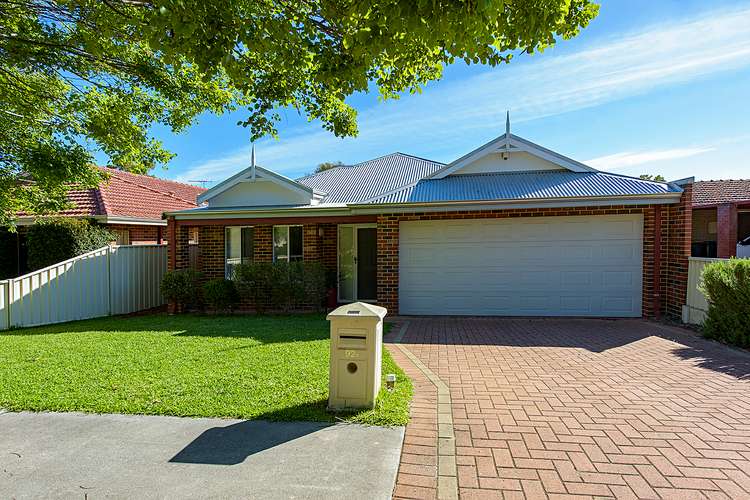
[377,193,692,319]
[717,203,738,258]
[106,223,163,244]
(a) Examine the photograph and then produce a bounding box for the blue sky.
[141,0,750,186]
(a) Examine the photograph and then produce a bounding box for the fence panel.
[1,244,167,330]
[110,245,167,315]
[683,257,726,325]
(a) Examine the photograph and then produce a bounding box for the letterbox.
[327,302,387,410]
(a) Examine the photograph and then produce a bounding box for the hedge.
[699,258,750,347]
[161,269,204,311]
[234,261,327,313]
[26,218,115,271]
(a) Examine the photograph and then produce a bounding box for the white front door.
[399,215,643,317]
[338,224,377,302]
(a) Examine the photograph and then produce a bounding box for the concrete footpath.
[0,410,404,499]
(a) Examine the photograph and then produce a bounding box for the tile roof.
[693,179,750,206]
[297,153,444,204]
[57,167,205,219]
[366,171,681,204]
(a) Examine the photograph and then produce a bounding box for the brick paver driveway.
[389,318,750,499]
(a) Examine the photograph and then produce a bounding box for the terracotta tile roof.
[57,167,205,220]
[693,179,750,207]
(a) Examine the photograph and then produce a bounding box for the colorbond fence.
[682,256,725,325]
[0,244,167,330]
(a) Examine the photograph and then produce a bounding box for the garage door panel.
[399,215,643,317]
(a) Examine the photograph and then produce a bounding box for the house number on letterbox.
[344,350,360,359]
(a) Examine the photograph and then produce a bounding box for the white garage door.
[399,215,643,317]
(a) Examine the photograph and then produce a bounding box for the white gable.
[457,151,565,175]
[198,165,325,208]
[429,133,596,179]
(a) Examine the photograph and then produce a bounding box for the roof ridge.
[392,151,445,165]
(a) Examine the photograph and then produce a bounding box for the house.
[165,128,693,319]
[4,168,205,277]
[691,179,750,258]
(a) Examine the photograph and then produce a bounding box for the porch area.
[692,203,750,258]
[168,217,381,308]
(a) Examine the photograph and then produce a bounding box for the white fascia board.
[428,133,596,179]
[170,204,351,220]
[96,216,167,226]
[349,193,683,214]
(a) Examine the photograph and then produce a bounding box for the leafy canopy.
[639,174,666,182]
[1,0,599,227]
[314,161,344,174]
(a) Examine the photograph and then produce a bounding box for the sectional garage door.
[399,215,643,317]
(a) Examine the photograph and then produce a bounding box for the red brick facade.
[106,223,164,245]
[376,188,692,320]
[168,186,692,320]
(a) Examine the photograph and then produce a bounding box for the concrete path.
[0,411,403,499]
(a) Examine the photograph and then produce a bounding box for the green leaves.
[1,0,598,227]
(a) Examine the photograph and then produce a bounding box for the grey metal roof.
[297,152,444,204]
[365,171,682,204]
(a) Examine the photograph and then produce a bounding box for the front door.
[338,225,377,302]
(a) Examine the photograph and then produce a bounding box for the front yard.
[0,314,411,426]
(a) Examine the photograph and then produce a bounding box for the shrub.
[203,278,240,312]
[234,261,328,313]
[0,229,18,279]
[699,258,750,347]
[234,262,273,313]
[26,218,115,271]
[161,269,203,311]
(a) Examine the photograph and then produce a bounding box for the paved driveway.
[390,318,750,499]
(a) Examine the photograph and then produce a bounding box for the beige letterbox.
[327,302,387,410]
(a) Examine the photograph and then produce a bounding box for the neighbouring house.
[4,167,205,277]
[165,129,693,319]
[691,179,750,258]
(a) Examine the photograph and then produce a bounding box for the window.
[114,229,130,245]
[225,226,254,278]
[273,225,303,262]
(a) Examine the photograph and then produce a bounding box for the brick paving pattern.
[392,318,750,499]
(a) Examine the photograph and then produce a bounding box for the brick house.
[165,130,693,319]
[691,179,750,258]
[5,167,204,276]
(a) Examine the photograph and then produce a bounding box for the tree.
[314,161,344,174]
[639,174,666,182]
[1,0,599,227]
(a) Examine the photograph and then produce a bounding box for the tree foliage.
[2,0,599,226]
[26,218,115,271]
[314,161,344,174]
[639,174,666,182]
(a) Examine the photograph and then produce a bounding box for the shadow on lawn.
[2,313,329,343]
[169,401,338,465]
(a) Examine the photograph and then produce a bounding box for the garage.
[399,214,643,317]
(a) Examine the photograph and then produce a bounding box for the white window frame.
[225,225,254,278]
[273,225,304,262]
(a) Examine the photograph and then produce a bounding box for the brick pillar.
[167,217,177,271]
[175,225,190,270]
[254,225,273,262]
[717,203,738,258]
[199,226,224,280]
[377,215,399,313]
[303,224,321,262]
[663,182,693,319]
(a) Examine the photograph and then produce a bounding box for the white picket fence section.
[682,256,726,325]
[0,244,167,330]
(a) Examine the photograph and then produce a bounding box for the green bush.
[161,269,203,311]
[699,258,750,347]
[234,261,327,313]
[203,278,240,312]
[26,218,115,271]
[0,229,18,279]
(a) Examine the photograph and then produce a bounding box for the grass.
[0,314,412,426]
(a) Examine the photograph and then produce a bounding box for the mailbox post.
[327,302,387,410]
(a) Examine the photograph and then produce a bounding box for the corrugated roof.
[365,171,681,204]
[693,179,750,206]
[297,152,444,204]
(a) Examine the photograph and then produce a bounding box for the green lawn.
[0,314,412,426]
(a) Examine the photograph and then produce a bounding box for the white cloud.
[174,7,750,183]
[585,147,715,170]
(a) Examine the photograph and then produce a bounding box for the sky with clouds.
[135,0,750,186]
